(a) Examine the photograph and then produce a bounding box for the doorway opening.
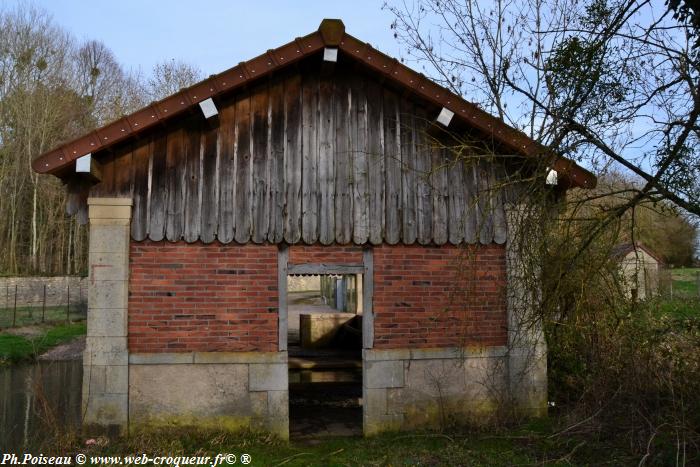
[287,273,363,438]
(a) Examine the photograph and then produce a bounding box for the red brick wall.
[373,244,507,349]
[128,241,278,353]
[127,241,506,353]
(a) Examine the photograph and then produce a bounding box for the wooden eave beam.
[75,153,102,183]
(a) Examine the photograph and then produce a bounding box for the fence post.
[66,284,70,322]
[28,285,33,320]
[42,284,47,323]
[696,271,700,299]
[12,284,17,327]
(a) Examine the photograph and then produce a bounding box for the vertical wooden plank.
[477,160,494,244]
[217,101,236,243]
[334,75,353,244]
[366,81,385,245]
[414,108,433,244]
[165,126,185,242]
[200,120,219,243]
[183,119,202,243]
[362,248,374,349]
[89,153,115,197]
[251,85,270,244]
[400,98,417,244]
[301,73,319,244]
[113,148,133,197]
[234,95,252,244]
[492,164,508,244]
[66,178,82,215]
[318,75,336,245]
[352,76,369,244]
[284,73,303,244]
[447,148,465,245]
[268,79,286,243]
[432,147,449,245]
[383,89,401,245]
[131,140,151,241]
[278,245,288,352]
[148,135,168,242]
[463,160,478,244]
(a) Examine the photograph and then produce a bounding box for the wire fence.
[658,268,700,300]
[0,278,87,328]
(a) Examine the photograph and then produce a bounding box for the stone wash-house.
[32,19,596,437]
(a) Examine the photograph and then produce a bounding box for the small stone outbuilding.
[613,242,663,300]
[32,19,595,437]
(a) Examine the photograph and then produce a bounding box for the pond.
[0,360,82,452]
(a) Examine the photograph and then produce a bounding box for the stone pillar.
[504,203,548,417]
[82,197,132,434]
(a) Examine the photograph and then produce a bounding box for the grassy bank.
[32,423,651,466]
[671,267,699,297]
[0,321,86,364]
[0,305,85,327]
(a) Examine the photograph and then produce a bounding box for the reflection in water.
[0,360,82,452]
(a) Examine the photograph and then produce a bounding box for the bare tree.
[0,4,204,276]
[146,59,202,101]
[387,0,700,216]
[73,40,145,124]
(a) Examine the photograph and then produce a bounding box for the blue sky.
[32,0,400,76]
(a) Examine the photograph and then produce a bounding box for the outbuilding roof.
[32,19,595,189]
[611,242,664,264]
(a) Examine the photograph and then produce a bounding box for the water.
[0,360,82,452]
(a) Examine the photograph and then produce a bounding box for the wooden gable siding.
[90,67,509,246]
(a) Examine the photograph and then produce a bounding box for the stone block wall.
[363,347,507,434]
[128,352,288,438]
[0,276,87,308]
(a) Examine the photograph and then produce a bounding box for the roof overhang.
[32,19,596,190]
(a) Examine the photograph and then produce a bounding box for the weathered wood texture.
[92,67,509,245]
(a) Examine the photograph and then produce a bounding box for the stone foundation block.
[266,390,289,438]
[83,393,128,428]
[249,363,287,391]
[365,360,404,389]
[363,347,510,435]
[130,364,249,420]
[106,365,128,394]
[129,360,289,439]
